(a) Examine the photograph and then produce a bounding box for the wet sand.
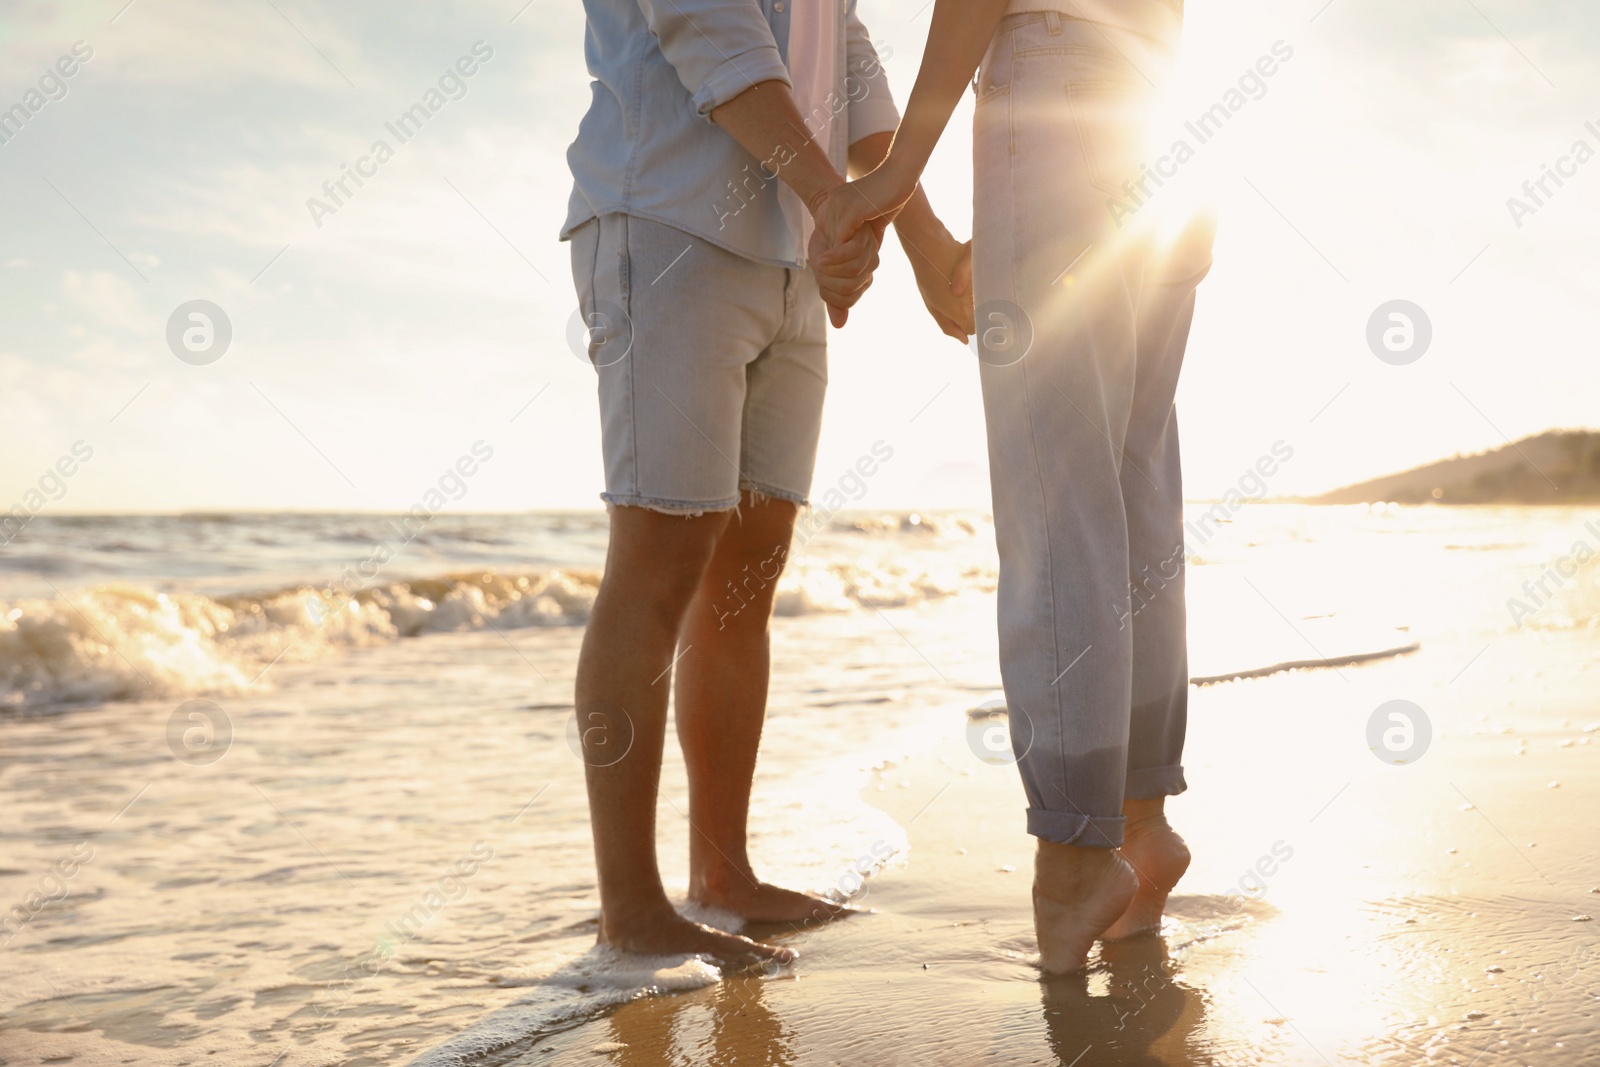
[440,627,1600,1067]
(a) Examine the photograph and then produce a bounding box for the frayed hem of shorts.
[600,492,739,518]
[739,481,809,508]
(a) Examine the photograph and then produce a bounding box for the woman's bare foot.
[1033,840,1138,974]
[690,872,849,925]
[600,902,795,968]
[1103,800,1190,941]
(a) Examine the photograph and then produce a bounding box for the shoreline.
[3,502,1597,1065]
[419,627,1600,1066]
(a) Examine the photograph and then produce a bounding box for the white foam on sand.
[408,945,741,1067]
[511,944,730,993]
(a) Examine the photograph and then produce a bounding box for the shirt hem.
[560,206,804,270]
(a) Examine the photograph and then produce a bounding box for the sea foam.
[0,570,599,710]
[1,558,982,710]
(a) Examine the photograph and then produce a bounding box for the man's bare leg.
[1104,796,1190,940]
[676,492,846,923]
[574,504,794,965]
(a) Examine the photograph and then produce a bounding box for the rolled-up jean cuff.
[740,480,808,507]
[1124,766,1187,800]
[1027,808,1126,848]
[601,492,739,517]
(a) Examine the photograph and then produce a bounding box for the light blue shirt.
[561,0,900,269]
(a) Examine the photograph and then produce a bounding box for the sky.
[0,0,1596,513]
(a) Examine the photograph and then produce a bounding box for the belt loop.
[1045,10,1061,34]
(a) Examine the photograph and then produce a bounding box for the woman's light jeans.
[973,10,1213,848]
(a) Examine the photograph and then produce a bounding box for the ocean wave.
[0,560,985,710]
[0,570,600,711]
[773,558,991,617]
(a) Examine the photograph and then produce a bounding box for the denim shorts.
[568,212,829,515]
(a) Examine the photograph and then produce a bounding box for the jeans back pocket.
[1067,80,1149,201]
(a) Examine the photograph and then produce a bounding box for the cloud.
[61,268,154,335]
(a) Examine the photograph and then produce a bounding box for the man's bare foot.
[1033,841,1138,974]
[1103,804,1190,941]
[600,903,796,968]
[691,875,849,925]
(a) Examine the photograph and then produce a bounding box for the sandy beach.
[421,628,1600,1067]
[2,505,1598,1065]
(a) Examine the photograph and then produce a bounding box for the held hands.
[808,168,905,329]
[809,162,974,339]
[806,186,885,329]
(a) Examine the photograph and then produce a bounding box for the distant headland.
[1313,430,1600,505]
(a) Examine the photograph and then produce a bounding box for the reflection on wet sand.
[1040,937,1207,1067]
[572,934,1210,1067]
[599,971,795,1067]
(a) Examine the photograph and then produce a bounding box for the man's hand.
[808,186,886,328]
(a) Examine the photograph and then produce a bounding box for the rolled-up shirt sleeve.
[637,0,792,118]
[844,0,899,143]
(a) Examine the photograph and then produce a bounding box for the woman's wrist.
[891,194,942,247]
[802,173,846,218]
[879,151,925,200]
